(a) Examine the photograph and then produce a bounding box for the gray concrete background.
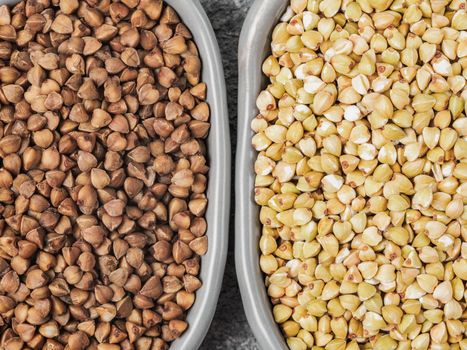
[197,0,260,349]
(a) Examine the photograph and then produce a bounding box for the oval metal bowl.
[0,0,231,349]
[235,0,289,349]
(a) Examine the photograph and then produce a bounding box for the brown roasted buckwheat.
[253,0,466,349]
[0,0,210,349]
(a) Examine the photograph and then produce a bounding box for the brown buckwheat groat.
[0,0,210,349]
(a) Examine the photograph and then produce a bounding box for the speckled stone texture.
[197,0,260,349]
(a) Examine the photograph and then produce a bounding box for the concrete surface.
[198,0,260,349]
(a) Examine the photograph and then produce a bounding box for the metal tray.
[235,0,289,349]
[0,0,231,349]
